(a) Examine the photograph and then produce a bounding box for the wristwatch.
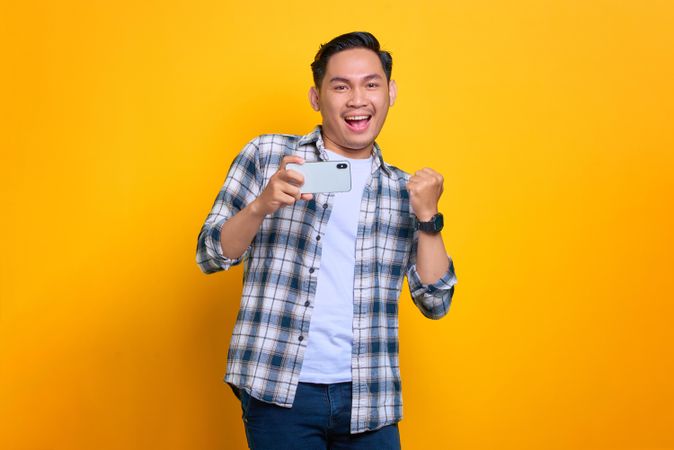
[415,212,444,233]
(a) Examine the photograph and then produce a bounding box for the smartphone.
[286,161,352,194]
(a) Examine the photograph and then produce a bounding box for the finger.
[416,168,439,179]
[282,169,305,186]
[280,184,302,200]
[277,192,298,206]
[280,155,306,171]
[300,193,314,201]
[270,180,300,199]
[426,169,442,179]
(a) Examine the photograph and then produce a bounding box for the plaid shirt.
[196,126,457,433]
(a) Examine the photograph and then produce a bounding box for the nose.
[346,86,367,108]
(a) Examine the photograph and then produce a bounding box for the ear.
[388,79,398,107]
[308,86,320,111]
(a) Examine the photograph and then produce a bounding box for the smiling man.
[196,32,457,450]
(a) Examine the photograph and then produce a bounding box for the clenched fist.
[406,168,444,220]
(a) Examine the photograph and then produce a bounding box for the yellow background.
[2,1,673,449]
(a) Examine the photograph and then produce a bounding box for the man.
[197,31,457,449]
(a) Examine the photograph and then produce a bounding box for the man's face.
[309,48,397,158]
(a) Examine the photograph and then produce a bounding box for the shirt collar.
[298,125,391,176]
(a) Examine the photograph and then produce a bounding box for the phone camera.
[337,163,348,169]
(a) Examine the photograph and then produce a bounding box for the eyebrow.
[328,74,384,84]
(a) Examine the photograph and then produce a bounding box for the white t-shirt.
[298,149,373,383]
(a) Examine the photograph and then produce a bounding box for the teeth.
[345,115,370,121]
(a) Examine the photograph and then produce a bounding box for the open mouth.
[343,115,372,132]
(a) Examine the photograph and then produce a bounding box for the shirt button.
[298,335,304,342]
[316,235,321,241]
[309,267,315,274]
[323,203,328,209]
[304,301,310,307]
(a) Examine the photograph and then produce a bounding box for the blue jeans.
[238,382,401,450]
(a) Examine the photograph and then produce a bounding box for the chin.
[342,131,376,145]
[345,138,374,150]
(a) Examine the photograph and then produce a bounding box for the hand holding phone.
[252,156,314,216]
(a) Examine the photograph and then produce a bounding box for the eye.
[367,82,379,88]
[334,85,348,91]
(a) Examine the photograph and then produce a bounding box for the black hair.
[311,31,393,88]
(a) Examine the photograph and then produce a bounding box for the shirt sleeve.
[406,235,457,320]
[196,137,263,274]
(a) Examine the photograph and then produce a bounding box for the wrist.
[415,211,444,233]
[414,208,439,222]
[247,199,268,219]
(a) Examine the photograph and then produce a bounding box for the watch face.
[416,213,443,232]
[434,213,444,230]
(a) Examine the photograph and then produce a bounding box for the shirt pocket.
[375,211,414,278]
